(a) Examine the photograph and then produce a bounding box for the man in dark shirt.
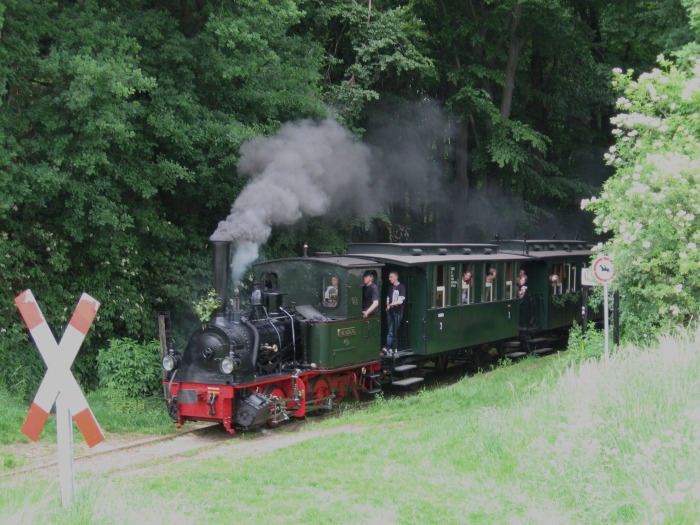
[361,270,379,318]
[384,270,406,354]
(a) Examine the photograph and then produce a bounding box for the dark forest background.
[0,0,695,392]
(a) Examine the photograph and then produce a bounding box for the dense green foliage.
[0,0,328,393]
[0,0,696,394]
[97,338,162,397]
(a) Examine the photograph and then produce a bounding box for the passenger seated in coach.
[484,267,497,301]
[462,269,473,303]
[486,267,497,283]
[549,273,562,294]
[518,284,528,300]
[518,268,528,286]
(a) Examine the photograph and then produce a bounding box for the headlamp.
[162,353,181,372]
[220,356,236,374]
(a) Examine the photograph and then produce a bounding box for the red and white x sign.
[15,290,105,448]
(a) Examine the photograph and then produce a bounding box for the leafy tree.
[306,0,437,131]
[582,50,700,337]
[0,0,327,394]
[411,0,694,241]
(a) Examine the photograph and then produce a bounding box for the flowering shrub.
[582,52,700,338]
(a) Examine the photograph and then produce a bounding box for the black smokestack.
[211,241,231,314]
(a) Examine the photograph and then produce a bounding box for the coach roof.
[346,242,530,266]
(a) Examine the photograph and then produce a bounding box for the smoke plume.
[211,118,379,279]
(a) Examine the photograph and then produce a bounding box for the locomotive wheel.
[264,383,286,428]
[307,376,331,415]
[166,398,179,421]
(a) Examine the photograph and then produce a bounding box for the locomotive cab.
[253,255,384,368]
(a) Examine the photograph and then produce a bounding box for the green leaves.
[487,118,549,171]
[0,0,333,395]
[310,0,437,129]
[97,338,163,398]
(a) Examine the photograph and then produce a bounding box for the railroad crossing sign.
[592,256,615,284]
[15,289,104,506]
[15,290,104,447]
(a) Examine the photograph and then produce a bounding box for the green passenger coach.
[498,239,593,333]
[346,243,532,358]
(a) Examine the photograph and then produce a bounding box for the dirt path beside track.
[1,420,368,481]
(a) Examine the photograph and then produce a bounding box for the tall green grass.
[1,390,174,443]
[1,327,698,524]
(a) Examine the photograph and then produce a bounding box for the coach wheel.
[307,376,331,415]
[264,383,286,428]
[435,354,449,372]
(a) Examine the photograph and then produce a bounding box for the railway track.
[1,355,553,481]
[0,400,375,481]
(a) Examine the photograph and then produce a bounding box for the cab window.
[261,272,278,291]
[322,274,340,308]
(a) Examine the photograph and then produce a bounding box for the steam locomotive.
[162,239,593,434]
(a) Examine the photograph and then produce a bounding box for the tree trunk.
[500,6,527,120]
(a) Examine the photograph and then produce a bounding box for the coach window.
[567,263,577,293]
[483,266,497,302]
[322,274,340,308]
[505,262,516,299]
[461,265,473,305]
[549,264,563,295]
[433,265,446,308]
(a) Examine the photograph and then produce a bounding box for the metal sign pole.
[603,282,610,359]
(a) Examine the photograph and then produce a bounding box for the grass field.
[1,327,699,524]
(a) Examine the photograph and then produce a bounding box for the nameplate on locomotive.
[337,327,356,337]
